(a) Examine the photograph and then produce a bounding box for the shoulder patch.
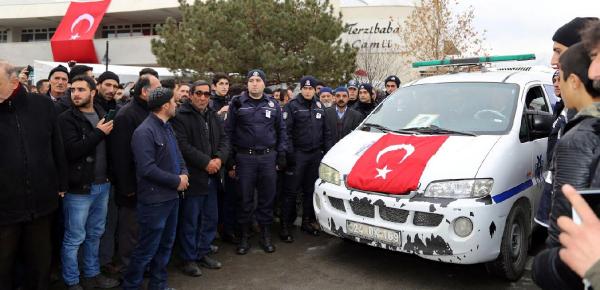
[283,111,288,120]
[316,102,322,109]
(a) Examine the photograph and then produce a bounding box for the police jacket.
[324,106,363,145]
[109,95,149,207]
[548,103,600,247]
[171,102,229,196]
[0,84,68,226]
[284,95,332,153]
[131,114,188,205]
[58,104,109,194]
[353,101,376,121]
[225,92,287,153]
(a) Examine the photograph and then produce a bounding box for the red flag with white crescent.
[347,134,448,195]
[50,0,111,63]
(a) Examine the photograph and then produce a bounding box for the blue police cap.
[247,69,266,83]
[299,76,317,89]
[319,87,333,96]
[359,83,374,96]
[334,86,349,95]
[347,80,359,89]
[384,75,401,86]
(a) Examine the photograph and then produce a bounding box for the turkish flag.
[50,0,111,63]
[347,134,448,195]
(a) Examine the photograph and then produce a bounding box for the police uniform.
[280,76,332,242]
[224,70,287,254]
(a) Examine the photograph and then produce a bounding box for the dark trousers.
[123,198,179,290]
[281,150,321,225]
[535,181,553,227]
[100,189,118,266]
[117,205,139,268]
[532,247,583,290]
[236,151,277,225]
[0,214,53,290]
[219,174,238,235]
[179,178,219,261]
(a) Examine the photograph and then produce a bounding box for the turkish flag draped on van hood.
[346,134,448,195]
[50,0,111,63]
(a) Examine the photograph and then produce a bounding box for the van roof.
[410,71,553,86]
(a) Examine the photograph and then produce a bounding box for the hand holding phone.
[104,109,116,122]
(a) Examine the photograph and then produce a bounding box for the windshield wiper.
[362,123,420,134]
[402,125,477,136]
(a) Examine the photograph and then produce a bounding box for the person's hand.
[218,105,229,115]
[212,158,222,170]
[228,166,236,178]
[205,159,219,174]
[178,175,189,191]
[96,118,114,135]
[558,184,600,278]
[58,191,65,198]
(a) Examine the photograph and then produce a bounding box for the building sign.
[342,20,403,52]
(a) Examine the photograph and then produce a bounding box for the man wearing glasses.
[171,81,229,276]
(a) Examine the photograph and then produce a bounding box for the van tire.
[485,201,530,281]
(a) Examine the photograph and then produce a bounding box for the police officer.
[383,75,401,101]
[224,69,287,255]
[279,76,332,243]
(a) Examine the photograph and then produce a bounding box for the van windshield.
[364,82,520,135]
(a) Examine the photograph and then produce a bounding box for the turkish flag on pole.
[51,0,111,63]
[347,134,449,195]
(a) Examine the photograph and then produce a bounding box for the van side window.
[525,86,550,113]
[543,84,559,109]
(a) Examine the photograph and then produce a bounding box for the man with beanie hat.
[280,76,332,243]
[48,65,69,102]
[324,86,363,144]
[346,80,359,107]
[95,71,120,113]
[551,17,599,68]
[384,75,401,97]
[533,42,600,290]
[318,86,334,108]
[69,65,94,83]
[353,83,377,121]
[224,69,287,255]
[123,88,188,290]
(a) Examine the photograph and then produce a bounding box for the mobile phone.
[572,188,600,224]
[104,109,116,122]
[25,65,33,76]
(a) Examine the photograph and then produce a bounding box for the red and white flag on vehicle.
[347,134,448,195]
[51,0,111,63]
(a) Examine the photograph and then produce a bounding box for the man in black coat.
[57,75,119,290]
[172,80,229,276]
[532,42,600,290]
[108,74,161,271]
[0,61,68,290]
[324,87,363,145]
[95,71,120,113]
[352,83,377,122]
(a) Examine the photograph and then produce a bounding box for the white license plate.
[346,221,401,246]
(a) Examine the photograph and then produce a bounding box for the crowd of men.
[0,49,401,290]
[2,15,600,290]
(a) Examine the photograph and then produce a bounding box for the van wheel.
[485,201,530,281]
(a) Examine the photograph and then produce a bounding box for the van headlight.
[319,163,341,186]
[423,179,493,198]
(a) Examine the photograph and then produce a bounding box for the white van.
[314,69,556,280]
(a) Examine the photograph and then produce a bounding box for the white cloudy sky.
[343,0,600,66]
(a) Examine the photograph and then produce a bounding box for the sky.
[342,0,600,67]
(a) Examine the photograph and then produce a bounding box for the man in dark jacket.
[346,80,359,108]
[353,83,377,121]
[172,80,229,276]
[123,88,188,290]
[0,61,68,290]
[108,74,160,271]
[533,43,600,290]
[324,87,363,145]
[210,73,230,117]
[280,76,332,242]
[95,71,120,113]
[57,75,119,290]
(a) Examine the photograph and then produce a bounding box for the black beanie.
[552,17,599,47]
[384,75,401,87]
[48,65,69,79]
[97,71,120,84]
[147,87,174,110]
[69,65,93,82]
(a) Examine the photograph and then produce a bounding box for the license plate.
[346,221,401,246]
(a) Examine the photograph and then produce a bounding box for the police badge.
[269,101,274,108]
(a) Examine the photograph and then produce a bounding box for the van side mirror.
[525,110,553,139]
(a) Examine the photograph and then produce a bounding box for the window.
[524,86,550,113]
[101,24,158,38]
[0,30,7,43]
[21,28,55,42]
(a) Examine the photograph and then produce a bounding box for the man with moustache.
[57,75,119,290]
[324,87,363,145]
[95,71,120,113]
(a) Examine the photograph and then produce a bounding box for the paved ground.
[50,225,544,290]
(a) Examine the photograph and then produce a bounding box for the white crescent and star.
[70,13,94,40]
[374,144,415,179]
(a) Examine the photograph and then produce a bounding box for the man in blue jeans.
[57,75,119,290]
[172,80,229,276]
[123,88,189,290]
